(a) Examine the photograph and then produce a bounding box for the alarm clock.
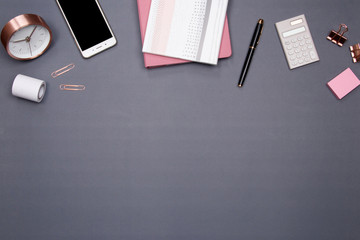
[1,14,52,60]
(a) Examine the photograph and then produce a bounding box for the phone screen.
[57,0,113,51]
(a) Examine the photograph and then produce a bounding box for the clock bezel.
[1,14,53,60]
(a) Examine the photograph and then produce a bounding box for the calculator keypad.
[285,34,318,68]
[275,14,320,70]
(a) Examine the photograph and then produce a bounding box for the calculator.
[275,14,319,70]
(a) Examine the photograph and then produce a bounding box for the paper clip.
[51,63,75,78]
[327,24,348,47]
[59,84,85,91]
[350,44,360,63]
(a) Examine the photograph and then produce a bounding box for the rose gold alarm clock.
[1,14,52,60]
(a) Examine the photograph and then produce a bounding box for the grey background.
[1,0,360,239]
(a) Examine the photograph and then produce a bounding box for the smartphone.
[56,0,117,58]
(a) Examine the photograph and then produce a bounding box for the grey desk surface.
[1,0,360,239]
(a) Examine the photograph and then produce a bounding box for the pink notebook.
[137,0,232,68]
[327,68,360,99]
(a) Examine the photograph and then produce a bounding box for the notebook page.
[142,0,229,65]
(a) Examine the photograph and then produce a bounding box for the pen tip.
[258,19,264,24]
[238,84,242,88]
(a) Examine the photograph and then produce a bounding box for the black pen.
[238,19,264,87]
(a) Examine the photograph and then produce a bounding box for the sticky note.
[327,68,360,99]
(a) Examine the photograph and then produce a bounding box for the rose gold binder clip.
[350,44,360,63]
[59,84,85,91]
[327,24,348,47]
[51,63,75,78]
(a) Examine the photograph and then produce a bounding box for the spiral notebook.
[142,0,229,65]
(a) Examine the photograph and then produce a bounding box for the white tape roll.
[12,74,46,103]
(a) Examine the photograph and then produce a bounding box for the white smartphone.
[56,0,117,58]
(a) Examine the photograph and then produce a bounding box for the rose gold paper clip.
[350,44,360,63]
[59,84,85,91]
[327,24,348,47]
[51,63,75,78]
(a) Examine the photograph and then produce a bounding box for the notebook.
[327,68,360,99]
[142,0,229,65]
[137,0,231,68]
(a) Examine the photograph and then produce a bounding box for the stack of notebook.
[137,0,232,68]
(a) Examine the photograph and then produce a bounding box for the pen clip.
[256,19,264,46]
[257,27,264,46]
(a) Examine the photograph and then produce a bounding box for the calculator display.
[283,27,306,38]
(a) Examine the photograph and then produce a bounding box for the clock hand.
[28,42,32,56]
[11,39,27,43]
[29,26,37,39]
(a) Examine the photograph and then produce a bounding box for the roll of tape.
[12,74,46,103]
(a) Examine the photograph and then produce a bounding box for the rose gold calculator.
[275,14,319,69]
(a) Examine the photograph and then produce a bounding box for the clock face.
[8,24,50,59]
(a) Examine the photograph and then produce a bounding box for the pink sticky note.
[327,68,360,99]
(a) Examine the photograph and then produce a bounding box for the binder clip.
[327,24,348,47]
[350,43,360,63]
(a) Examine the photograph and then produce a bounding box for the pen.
[238,19,264,87]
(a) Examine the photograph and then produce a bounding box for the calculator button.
[296,53,302,58]
[285,41,291,45]
[297,36,303,41]
[287,45,292,50]
[301,47,307,51]
[291,39,297,43]
[307,45,313,49]
[295,49,300,53]
[304,34,310,39]
[288,50,295,55]
[298,59,304,64]
[290,55,296,61]
[310,51,317,59]
[305,57,310,62]
[293,43,299,48]
[306,40,311,44]
[300,41,305,46]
